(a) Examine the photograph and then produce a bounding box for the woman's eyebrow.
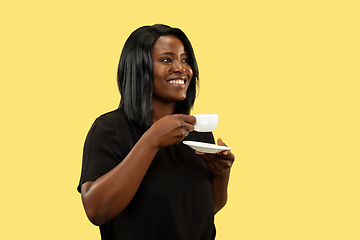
[159,52,175,56]
[159,52,188,56]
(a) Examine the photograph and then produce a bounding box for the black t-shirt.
[78,108,216,240]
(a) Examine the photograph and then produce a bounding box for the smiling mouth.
[167,79,186,85]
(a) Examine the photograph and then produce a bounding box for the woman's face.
[152,35,193,105]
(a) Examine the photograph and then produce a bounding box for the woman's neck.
[152,100,176,123]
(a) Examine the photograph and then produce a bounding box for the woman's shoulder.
[92,108,145,137]
[97,108,126,121]
[94,108,134,126]
[89,108,129,133]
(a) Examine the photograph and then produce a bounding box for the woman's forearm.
[212,169,231,214]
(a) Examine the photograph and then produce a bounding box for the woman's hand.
[149,114,196,148]
[196,138,235,177]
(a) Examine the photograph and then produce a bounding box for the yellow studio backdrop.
[1,0,359,239]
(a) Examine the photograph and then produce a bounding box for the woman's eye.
[182,58,189,64]
[161,58,172,63]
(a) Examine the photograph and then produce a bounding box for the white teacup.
[193,114,219,132]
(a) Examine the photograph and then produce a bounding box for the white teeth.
[168,80,185,85]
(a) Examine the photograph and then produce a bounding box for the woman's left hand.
[196,138,235,177]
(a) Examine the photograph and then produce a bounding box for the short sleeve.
[77,118,124,192]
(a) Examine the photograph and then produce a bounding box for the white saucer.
[183,141,231,154]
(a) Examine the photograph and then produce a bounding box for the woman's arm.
[81,114,196,226]
[196,138,235,214]
[212,168,231,214]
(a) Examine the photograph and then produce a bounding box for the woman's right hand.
[148,114,196,148]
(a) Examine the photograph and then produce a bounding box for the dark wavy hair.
[117,24,199,127]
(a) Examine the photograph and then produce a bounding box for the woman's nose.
[172,60,186,73]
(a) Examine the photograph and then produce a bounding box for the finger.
[219,150,235,161]
[207,157,233,170]
[217,149,228,156]
[216,138,232,157]
[206,150,234,162]
[180,127,189,137]
[218,149,231,157]
[195,151,205,155]
[217,138,227,147]
[182,122,195,132]
[205,158,231,173]
[180,114,196,124]
[217,139,229,155]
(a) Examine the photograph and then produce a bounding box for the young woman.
[77,24,235,240]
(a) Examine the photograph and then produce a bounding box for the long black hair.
[117,24,199,127]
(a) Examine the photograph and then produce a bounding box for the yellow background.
[1,0,359,239]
